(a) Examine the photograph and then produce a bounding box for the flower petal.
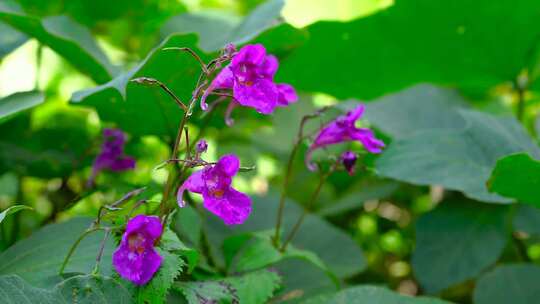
[125,215,163,241]
[202,188,252,225]
[276,83,298,106]
[351,128,385,153]
[346,104,365,122]
[200,66,234,110]
[231,44,266,67]
[216,154,240,176]
[109,156,136,171]
[177,170,205,207]
[258,55,279,78]
[113,244,162,285]
[233,78,278,114]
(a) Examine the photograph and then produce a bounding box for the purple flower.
[88,128,135,187]
[113,215,163,285]
[341,151,358,175]
[177,154,252,225]
[200,44,297,123]
[306,104,384,170]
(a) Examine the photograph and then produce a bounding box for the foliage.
[1,0,540,303]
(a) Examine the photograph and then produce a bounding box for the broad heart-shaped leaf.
[376,109,540,203]
[0,274,132,304]
[162,0,285,52]
[473,264,540,304]
[0,205,32,224]
[0,91,44,124]
[0,21,26,58]
[0,217,114,288]
[135,250,184,304]
[279,0,540,100]
[301,285,452,304]
[71,34,208,137]
[224,269,282,304]
[0,1,114,83]
[513,205,540,236]
[488,153,540,206]
[204,195,366,279]
[364,84,467,139]
[411,201,510,294]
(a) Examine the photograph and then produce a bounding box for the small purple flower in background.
[306,104,385,170]
[87,128,136,187]
[177,154,252,225]
[341,151,358,175]
[201,44,298,125]
[113,215,163,285]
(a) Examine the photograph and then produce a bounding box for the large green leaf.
[204,195,366,279]
[162,0,285,52]
[411,201,509,293]
[0,91,44,124]
[0,0,114,83]
[71,34,207,137]
[488,153,540,206]
[175,280,236,304]
[376,109,540,203]
[513,205,540,236]
[364,84,467,139]
[473,264,540,304]
[301,285,452,304]
[0,21,26,58]
[0,274,132,304]
[279,0,540,99]
[0,217,114,288]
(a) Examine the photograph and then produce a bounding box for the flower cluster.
[113,215,163,285]
[306,104,385,171]
[107,44,385,286]
[88,128,135,187]
[201,44,298,124]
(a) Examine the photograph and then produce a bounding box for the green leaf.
[411,201,509,293]
[488,153,540,206]
[224,269,281,304]
[0,274,133,304]
[136,250,183,304]
[161,0,285,52]
[279,0,540,99]
[376,109,540,203]
[204,195,366,279]
[513,205,540,236]
[0,205,32,224]
[0,217,114,288]
[0,275,57,303]
[55,274,133,304]
[364,84,467,139]
[0,21,26,58]
[473,264,540,304]
[301,285,452,304]
[71,34,207,137]
[160,229,199,273]
[0,91,44,124]
[175,281,236,304]
[0,0,113,83]
[172,205,202,249]
[0,105,96,178]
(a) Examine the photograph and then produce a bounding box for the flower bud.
[196,139,208,154]
[341,151,358,175]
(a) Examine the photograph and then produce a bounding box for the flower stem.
[280,171,330,252]
[92,228,111,275]
[59,227,104,275]
[273,107,331,248]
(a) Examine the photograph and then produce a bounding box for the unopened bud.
[341,151,358,175]
[196,139,208,154]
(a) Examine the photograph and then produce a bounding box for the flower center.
[128,233,146,254]
[210,189,225,198]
